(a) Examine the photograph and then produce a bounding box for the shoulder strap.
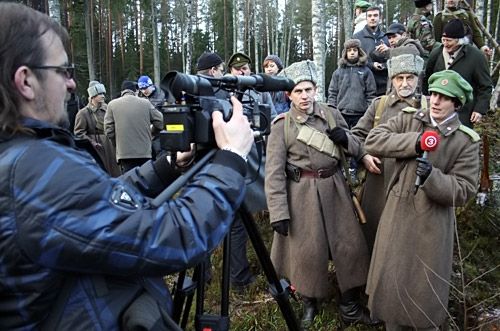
[373,96,387,127]
[420,95,428,110]
[458,124,480,142]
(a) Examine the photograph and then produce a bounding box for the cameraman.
[0,3,253,330]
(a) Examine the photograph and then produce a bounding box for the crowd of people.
[0,0,494,330]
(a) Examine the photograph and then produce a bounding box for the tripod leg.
[238,204,301,331]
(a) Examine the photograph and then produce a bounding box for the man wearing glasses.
[0,3,254,330]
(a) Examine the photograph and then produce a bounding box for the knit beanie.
[87,80,106,98]
[387,49,424,78]
[278,60,318,86]
[196,52,223,71]
[263,55,284,70]
[138,75,153,89]
[414,0,432,7]
[442,19,466,39]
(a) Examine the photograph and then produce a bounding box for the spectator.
[424,19,493,128]
[104,80,163,173]
[263,54,290,114]
[75,80,121,177]
[352,47,425,252]
[364,69,480,329]
[433,0,492,56]
[0,3,254,329]
[382,22,427,59]
[407,0,437,53]
[353,6,390,96]
[353,0,372,34]
[266,60,379,327]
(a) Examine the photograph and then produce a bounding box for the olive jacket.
[364,108,480,327]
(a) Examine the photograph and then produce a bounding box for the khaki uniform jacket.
[365,109,479,327]
[265,102,370,297]
[74,103,121,177]
[407,9,436,52]
[433,8,484,49]
[351,93,424,252]
[104,91,163,160]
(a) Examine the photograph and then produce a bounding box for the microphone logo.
[423,134,438,150]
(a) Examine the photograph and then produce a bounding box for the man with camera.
[0,3,254,330]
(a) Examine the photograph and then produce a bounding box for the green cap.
[427,70,473,106]
[355,0,371,9]
[228,52,252,68]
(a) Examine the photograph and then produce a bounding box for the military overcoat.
[364,108,479,327]
[265,102,370,298]
[351,93,425,252]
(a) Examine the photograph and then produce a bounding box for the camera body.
[159,71,294,152]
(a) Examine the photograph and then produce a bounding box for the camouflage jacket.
[407,8,436,52]
[433,7,484,49]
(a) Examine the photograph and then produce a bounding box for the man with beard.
[0,3,254,329]
[351,47,425,253]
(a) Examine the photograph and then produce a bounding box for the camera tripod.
[151,149,300,331]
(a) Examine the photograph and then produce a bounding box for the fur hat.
[121,80,137,92]
[428,70,473,105]
[414,0,432,7]
[278,60,318,86]
[442,19,467,39]
[387,50,424,78]
[344,39,361,50]
[196,52,223,71]
[87,80,106,98]
[263,54,284,70]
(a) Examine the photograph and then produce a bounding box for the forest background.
[15,0,500,329]
[16,0,500,100]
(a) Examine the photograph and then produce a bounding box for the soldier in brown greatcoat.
[365,70,480,329]
[265,60,379,327]
[352,47,425,253]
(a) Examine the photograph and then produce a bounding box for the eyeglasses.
[30,64,75,80]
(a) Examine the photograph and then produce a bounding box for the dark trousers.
[119,158,150,174]
[341,113,363,170]
[229,214,253,285]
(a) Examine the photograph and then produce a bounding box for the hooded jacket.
[327,47,376,115]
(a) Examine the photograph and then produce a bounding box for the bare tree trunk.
[475,0,484,24]
[224,0,229,60]
[312,0,326,101]
[118,14,125,74]
[48,0,61,22]
[107,0,113,94]
[253,0,259,73]
[85,0,95,81]
[285,0,296,65]
[151,0,161,82]
[137,2,144,74]
[343,0,353,39]
[236,0,245,52]
[185,0,193,73]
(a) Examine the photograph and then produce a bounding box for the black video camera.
[159,71,294,152]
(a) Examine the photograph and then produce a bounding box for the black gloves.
[272,219,289,236]
[416,157,432,183]
[326,127,348,148]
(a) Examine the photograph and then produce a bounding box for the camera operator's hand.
[271,219,289,236]
[212,96,253,160]
[176,143,195,168]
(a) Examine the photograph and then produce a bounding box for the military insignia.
[236,57,241,61]
[441,79,449,86]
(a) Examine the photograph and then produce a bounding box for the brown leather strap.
[300,167,336,179]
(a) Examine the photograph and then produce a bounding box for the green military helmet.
[427,70,473,105]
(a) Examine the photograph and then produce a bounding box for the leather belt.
[300,167,335,179]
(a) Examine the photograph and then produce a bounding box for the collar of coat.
[387,91,421,108]
[413,108,462,137]
[289,102,329,124]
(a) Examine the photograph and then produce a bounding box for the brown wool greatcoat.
[364,108,480,327]
[74,103,121,177]
[351,92,426,252]
[265,102,370,298]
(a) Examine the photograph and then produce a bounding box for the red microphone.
[414,131,440,193]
